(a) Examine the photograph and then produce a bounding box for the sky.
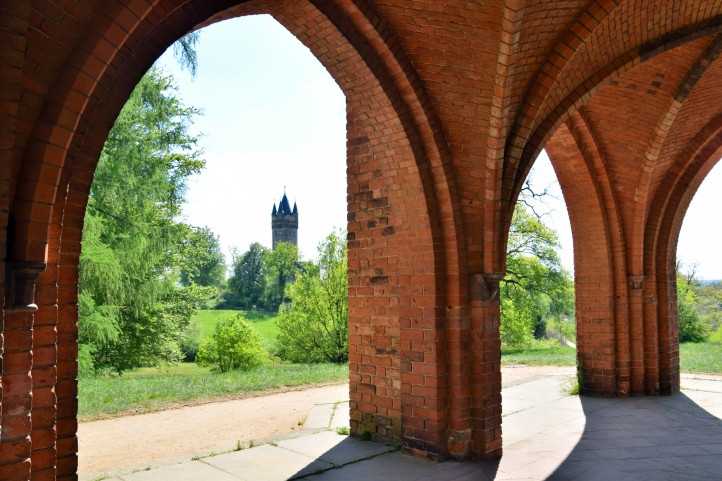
[157,16,347,261]
[157,14,722,279]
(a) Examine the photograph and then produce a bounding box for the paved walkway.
[84,369,722,480]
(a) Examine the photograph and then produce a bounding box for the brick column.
[469,273,503,458]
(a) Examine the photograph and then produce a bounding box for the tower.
[271,192,298,249]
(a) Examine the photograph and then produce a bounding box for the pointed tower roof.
[292,202,297,215]
[272,203,277,216]
[278,193,292,215]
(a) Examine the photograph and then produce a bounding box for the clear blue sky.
[158,14,722,279]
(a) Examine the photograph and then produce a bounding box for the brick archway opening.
[1,2,462,479]
[645,119,722,395]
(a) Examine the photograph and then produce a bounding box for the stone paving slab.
[119,460,238,481]
[202,444,333,480]
[329,402,350,431]
[276,430,396,466]
[302,403,336,431]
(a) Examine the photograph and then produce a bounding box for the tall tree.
[264,242,300,310]
[177,224,226,288]
[501,189,575,347]
[80,68,206,372]
[226,243,268,309]
[276,232,348,362]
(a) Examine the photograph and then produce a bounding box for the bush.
[276,232,348,363]
[180,325,200,362]
[677,276,709,342]
[197,314,266,372]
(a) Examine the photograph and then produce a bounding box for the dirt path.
[79,383,349,481]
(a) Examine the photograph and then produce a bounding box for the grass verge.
[679,342,722,374]
[79,362,347,421]
[502,342,576,366]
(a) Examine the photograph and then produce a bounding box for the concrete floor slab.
[276,430,396,466]
[119,460,237,481]
[202,444,333,480]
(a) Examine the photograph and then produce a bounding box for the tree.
[263,242,300,310]
[177,224,226,288]
[79,67,208,372]
[676,272,710,343]
[226,243,268,309]
[501,192,575,348]
[276,232,348,362]
[173,31,201,77]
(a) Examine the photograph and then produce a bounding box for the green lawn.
[502,343,576,366]
[79,362,347,421]
[680,342,722,374]
[191,309,280,350]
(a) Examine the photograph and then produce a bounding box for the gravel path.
[79,383,349,480]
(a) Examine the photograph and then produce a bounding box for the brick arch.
[544,109,631,396]
[2,1,470,479]
[642,114,722,395]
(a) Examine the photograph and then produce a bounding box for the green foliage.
[264,242,300,310]
[501,204,575,348]
[224,242,300,312]
[78,344,97,379]
[677,275,710,342]
[225,243,268,309]
[79,68,216,372]
[710,325,722,344]
[276,232,348,363]
[173,31,200,77]
[197,315,266,372]
[177,224,226,289]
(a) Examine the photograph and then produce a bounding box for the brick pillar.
[469,273,502,458]
[0,310,33,481]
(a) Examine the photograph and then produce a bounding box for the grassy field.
[79,362,347,420]
[502,343,576,366]
[191,309,280,350]
[679,342,722,374]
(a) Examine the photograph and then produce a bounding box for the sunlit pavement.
[99,372,722,481]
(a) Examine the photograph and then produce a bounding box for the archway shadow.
[285,384,722,480]
[541,390,722,480]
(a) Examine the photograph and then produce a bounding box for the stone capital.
[6,261,46,312]
[470,272,505,302]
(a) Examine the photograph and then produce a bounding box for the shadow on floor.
[288,433,500,481]
[293,393,721,480]
[544,393,722,481]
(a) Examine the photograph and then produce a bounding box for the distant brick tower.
[272,192,298,249]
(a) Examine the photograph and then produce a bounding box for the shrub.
[677,276,709,342]
[197,315,266,372]
[180,325,200,362]
[276,232,348,363]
